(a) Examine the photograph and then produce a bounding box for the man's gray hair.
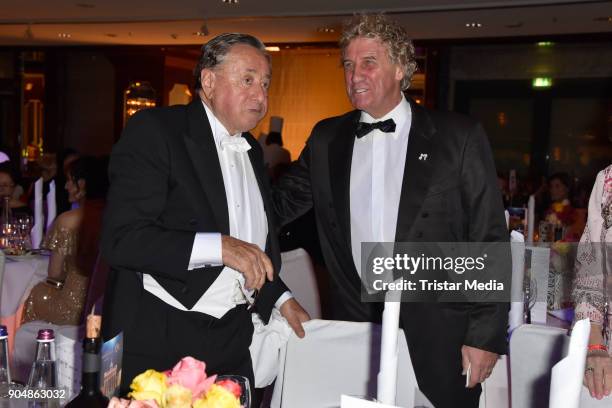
[193,33,270,90]
[339,14,417,91]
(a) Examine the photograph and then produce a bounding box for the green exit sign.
[532,77,553,88]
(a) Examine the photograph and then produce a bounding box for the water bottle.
[27,329,58,408]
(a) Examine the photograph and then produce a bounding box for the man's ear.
[77,179,86,192]
[395,64,404,82]
[200,68,215,99]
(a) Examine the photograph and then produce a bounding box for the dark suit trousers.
[401,302,481,408]
[119,291,254,396]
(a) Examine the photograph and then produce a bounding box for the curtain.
[252,48,353,159]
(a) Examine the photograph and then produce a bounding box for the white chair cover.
[271,320,418,408]
[510,324,570,408]
[478,355,509,408]
[279,248,321,319]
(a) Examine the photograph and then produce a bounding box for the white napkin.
[249,308,292,388]
[30,178,44,249]
[341,395,400,408]
[548,318,590,408]
[46,180,56,231]
[377,288,401,405]
[526,195,535,243]
[509,230,526,333]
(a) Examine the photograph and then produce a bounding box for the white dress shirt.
[350,94,412,276]
[143,101,290,318]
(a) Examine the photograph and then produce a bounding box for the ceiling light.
[317,27,335,33]
[465,22,482,28]
[537,41,554,47]
[265,46,280,52]
[193,31,207,37]
[58,33,71,39]
[222,0,239,4]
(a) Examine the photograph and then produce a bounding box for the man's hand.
[221,235,274,290]
[461,345,499,388]
[584,351,612,399]
[279,298,310,338]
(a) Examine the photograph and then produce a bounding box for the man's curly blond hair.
[339,14,417,91]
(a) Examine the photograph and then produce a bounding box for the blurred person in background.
[544,172,582,241]
[263,131,291,181]
[22,156,108,325]
[0,164,31,216]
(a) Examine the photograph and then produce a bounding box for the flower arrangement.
[107,357,244,408]
[545,199,576,226]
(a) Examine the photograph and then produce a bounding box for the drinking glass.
[215,375,251,408]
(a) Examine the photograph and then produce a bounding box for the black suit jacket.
[101,99,287,341]
[273,99,509,406]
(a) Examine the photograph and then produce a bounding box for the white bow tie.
[220,135,251,153]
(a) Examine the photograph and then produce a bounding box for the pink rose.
[108,397,131,408]
[165,356,217,400]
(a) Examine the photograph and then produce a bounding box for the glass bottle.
[27,329,58,408]
[65,315,108,407]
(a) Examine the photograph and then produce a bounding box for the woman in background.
[0,165,31,216]
[573,164,612,400]
[22,156,108,325]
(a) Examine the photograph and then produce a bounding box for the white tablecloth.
[1,255,49,316]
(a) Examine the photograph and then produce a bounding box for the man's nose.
[350,66,365,84]
[251,82,267,103]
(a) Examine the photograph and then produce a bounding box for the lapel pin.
[419,153,428,161]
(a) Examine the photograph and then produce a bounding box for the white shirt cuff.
[188,232,222,270]
[274,291,294,309]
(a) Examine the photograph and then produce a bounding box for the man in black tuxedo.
[273,15,509,408]
[101,33,309,395]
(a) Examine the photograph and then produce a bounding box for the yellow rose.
[193,384,240,408]
[163,384,192,408]
[129,369,168,405]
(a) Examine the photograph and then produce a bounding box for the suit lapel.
[329,111,360,251]
[183,100,230,235]
[394,99,437,242]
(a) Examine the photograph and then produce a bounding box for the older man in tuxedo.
[273,15,509,408]
[101,33,309,394]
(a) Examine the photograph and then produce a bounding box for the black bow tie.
[355,119,396,138]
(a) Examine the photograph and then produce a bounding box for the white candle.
[527,195,535,243]
[377,296,400,405]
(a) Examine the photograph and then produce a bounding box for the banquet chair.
[279,248,321,319]
[510,324,569,408]
[271,320,418,408]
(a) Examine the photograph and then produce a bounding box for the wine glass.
[215,375,251,408]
